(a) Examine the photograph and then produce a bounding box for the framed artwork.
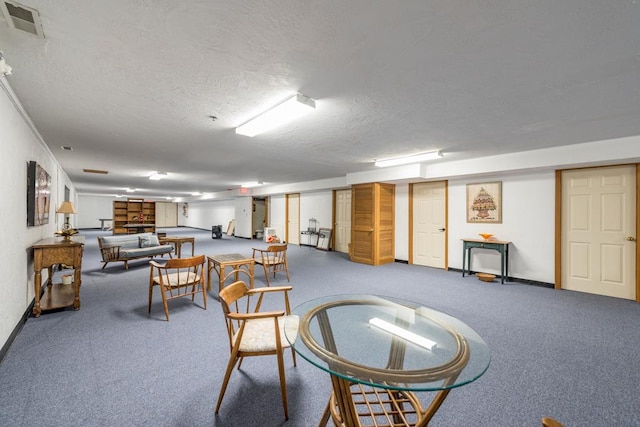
[316,228,332,251]
[27,161,52,227]
[466,181,502,223]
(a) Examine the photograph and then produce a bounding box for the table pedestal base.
[319,377,452,427]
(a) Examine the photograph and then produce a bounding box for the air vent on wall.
[0,1,45,38]
[83,169,109,174]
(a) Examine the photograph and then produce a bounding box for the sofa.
[97,233,173,270]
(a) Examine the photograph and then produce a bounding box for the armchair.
[252,243,290,286]
[215,280,297,420]
[148,254,206,321]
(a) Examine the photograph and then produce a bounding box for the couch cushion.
[139,233,160,248]
[99,234,140,249]
[120,245,172,259]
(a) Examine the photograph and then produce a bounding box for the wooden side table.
[207,253,255,293]
[461,238,511,284]
[30,236,85,317]
[158,236,195,258]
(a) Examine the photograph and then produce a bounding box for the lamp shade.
[56,201,77,214]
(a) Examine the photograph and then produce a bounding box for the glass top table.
[285,294,490,426]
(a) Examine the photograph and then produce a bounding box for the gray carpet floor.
[1,227,639,426]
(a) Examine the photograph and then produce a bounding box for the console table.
[30,236,85,317]
[462,238,511,284]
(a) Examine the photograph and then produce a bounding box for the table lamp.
[55,201,78,241]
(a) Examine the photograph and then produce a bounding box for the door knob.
[627,236,636,241]
[369,229,374,232]
[438,228,446,232]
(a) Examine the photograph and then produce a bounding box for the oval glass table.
[284,294,490,427]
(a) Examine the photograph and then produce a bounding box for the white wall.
[180,199,235,231]
[300,191,333,230]
[77,195,113,228]
[447,172,556,282]
[1,77,76,349]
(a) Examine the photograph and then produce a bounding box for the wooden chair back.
[542,417,564,427]
[252,244,290,286]
[148,254,206,321]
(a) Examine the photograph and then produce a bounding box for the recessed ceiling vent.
[0,1,45,38]
[83,168,109,175]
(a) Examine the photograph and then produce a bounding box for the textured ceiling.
[1,0,640,198]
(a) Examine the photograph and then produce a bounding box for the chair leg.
[276,348,289,420]
[290,347,297,366]
[215,351,241,414]
[148,283,154,314]
[263,265,271,286]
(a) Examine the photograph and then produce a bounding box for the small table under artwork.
[461,238,511,284]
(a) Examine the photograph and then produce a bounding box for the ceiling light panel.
[236,94,315,137]
[375,151,443,167]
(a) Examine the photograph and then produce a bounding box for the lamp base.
[55,229,78,241]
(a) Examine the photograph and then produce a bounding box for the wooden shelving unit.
[113,198,156,234]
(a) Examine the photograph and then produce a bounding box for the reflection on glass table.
[284,294,490,427]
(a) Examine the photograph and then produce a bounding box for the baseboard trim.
[0,299,34,365]
[447,267,554,288]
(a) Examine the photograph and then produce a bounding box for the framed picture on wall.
[27,161,52,227]
[466,181,502,223]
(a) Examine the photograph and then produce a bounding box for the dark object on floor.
[212,225,222,239]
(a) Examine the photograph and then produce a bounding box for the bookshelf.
[113,198,156,234]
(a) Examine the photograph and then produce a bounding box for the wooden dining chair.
[148,254,206,321]
[542,417,564,427]
[215,280,297,420]
[252,244,290,286]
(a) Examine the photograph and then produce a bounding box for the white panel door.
[562,165,636,300]
[334,189,352,253]
[412,181,446,268]
[287,193,300,245]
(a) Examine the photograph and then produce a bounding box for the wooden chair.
[542,417,564,427]
[148,254,206,321]
[252,244,290,286]
[215,280,297,420]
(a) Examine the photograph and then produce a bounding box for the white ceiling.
[2,1,640,199]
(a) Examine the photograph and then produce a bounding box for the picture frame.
[27,161,51,227]
[316,228,332,251]
[466,181,502,223]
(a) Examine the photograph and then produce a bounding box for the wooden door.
[334,189,352,253]
[351,183,395,265]
[561,165,637,300]
[411,181,447,268]
[287,193,300,245]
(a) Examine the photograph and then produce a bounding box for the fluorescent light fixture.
[126,188,135,193]
[236,93,316,137]
[149,171,168,180]
[241,181,263,188]
[190,192,202,196]
[374,150,443,167]
[369,317,436,350]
